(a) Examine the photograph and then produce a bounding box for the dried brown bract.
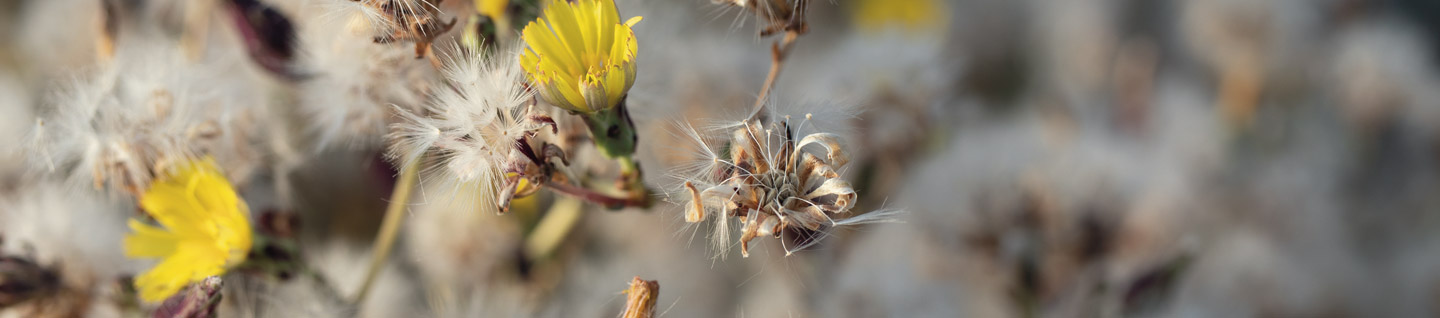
[357,0,458,58]
[711,0,809,36]
[620,276,659,318]
[677,113,898,258]
[151,276,223,318]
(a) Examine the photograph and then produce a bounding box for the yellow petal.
[133,247,226,303]
[124,219,179,258]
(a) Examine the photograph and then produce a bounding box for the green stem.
[523,196,584,260]
[353,157,421,305]
[581,99,638,159]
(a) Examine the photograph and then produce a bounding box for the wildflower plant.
[124,158,253,303]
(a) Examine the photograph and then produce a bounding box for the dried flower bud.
[620,276,659,318]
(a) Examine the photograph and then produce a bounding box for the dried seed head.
[387,44,549,213]
[672,109,898,258]
[354,0,456,58]
[31,41,263,194]
[296,0,439,150]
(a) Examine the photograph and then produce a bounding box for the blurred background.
[3,0,1440,317]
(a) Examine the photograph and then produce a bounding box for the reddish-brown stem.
[543,180,650,210]
[749,30,801,118]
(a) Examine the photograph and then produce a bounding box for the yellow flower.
[519,0,642,113]
[851,0,948,33]
[476,0,509,20]
[124,158,252,303]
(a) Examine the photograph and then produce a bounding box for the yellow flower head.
[851,0,949,33]
[520,0,642,113]
[124,158,252,303]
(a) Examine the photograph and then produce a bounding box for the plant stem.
[353,157,421,305]
[523,196,584,260]
[543,180,649,209]
[749,30,801,119]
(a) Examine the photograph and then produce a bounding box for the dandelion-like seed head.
[389,45,548,213]
[519,0,642,114]
[673,108,895,258]
[124,157,253,303]
[33,42,260,194]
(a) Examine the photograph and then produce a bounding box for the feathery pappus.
[387,44,555,214]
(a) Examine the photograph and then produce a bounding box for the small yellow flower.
[851,0,949,33]
[124,158,252,303]
[519,0,642,113]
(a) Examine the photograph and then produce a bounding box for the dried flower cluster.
[678,112,895,257]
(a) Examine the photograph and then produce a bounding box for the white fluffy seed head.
[387,44,536,212]
[31,40,262,194]
[294,0,435,150]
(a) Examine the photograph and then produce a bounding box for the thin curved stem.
[352,157,422,305]
[748,30,801,120]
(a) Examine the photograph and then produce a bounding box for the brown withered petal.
[795,132,849,169]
